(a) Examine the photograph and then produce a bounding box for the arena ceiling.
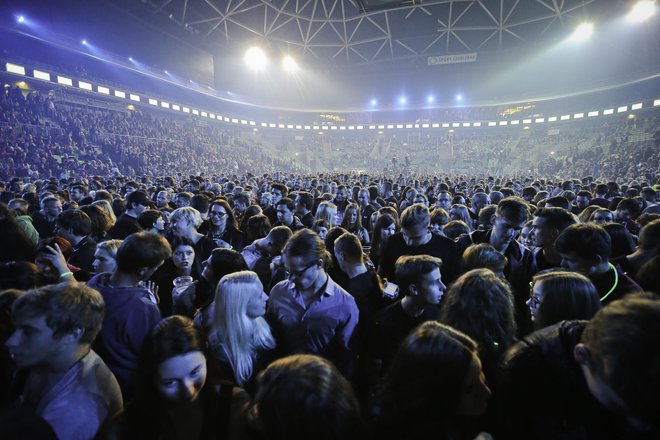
[137,0,625,68]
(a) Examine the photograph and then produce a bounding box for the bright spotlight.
[17,15,25,23]
[399,97,407,105]
[81,39,87,45]
[427,95,435,103]
[456,94,463,101]
[571,23,593,42]
[282,56,298,72]
[128,57,134,62]
[370,99,377,106]
[627,1,655,22]
[244,47,267,70]
[164,70,168,74]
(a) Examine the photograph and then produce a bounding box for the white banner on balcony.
[428,53,477,66]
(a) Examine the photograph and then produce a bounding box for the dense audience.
[1,82,660,440]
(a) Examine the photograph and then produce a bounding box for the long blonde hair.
[211,271,275,386]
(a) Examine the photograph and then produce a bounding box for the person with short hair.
[378,204,456,284]
[267,229,359,376]
[241,225,293,290]
[294,191,315,228]
[88,232,172,398]
[555,223,641,304]
[275,197,306,231]
[4,284,122,439]
[589,208,614,225]
[461,243,508,278]
[495,293,660,439]
[31,195,62,239]
[366,255,446,379]
[92,239,122,274]
[55,209,97,274]
[170,206,218,277]
[610,219,660,281]
[110,190,149,239]
[334,232,385,342]
[137,209,165,235]
[530,207,578,271]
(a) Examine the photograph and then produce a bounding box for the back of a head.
[267,226,293,255]
[334,232,363,264]
[209,248,249,280]
[533,207,578,232]
[461,243,508,274]
[115,232,172,273]
[253,354,363,440]
[440,268,516,352]
[379,321,479,426]
[57,209,92,236]
[580,293,660,429]
[638,219,660,251]
[555,223,611,260]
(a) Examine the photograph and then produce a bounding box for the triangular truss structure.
[141,0,612,66]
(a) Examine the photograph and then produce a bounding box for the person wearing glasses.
[205,198,246,252]
[266,229,359,377]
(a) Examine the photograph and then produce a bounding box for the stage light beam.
[282,56,298,73]
[627,1,655,22]
[571,23,593,42]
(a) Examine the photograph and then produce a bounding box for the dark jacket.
[493,320,656,440]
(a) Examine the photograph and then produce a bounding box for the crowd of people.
[1,165,660,439]
[0,85,306,179]
[3,83,659,180]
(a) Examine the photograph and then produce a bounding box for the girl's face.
[246,288,268,318]
[172,245,195,270]
[380,223,397,241]
[526,281,544,321]
[156,351,207,403]
[92,248,117,274]
[347,209,358,226]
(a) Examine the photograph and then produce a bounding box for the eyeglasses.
[285,260,319,279]
[209,211,227,218]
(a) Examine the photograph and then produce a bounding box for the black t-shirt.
[110,213,142,239]
[379,232,457,283]
[340,270,391,344]
[365,300,440,374]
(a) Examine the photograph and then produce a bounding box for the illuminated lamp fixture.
[244,47,267,70]
[571,23,593,42]
[282,56,298,72]
[627,1,655,22]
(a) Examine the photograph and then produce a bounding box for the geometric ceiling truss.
[143,0,600,67]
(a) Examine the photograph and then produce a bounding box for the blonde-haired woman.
[315,201,338,228]
[170,206,216,276]
[208,271,275,390]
